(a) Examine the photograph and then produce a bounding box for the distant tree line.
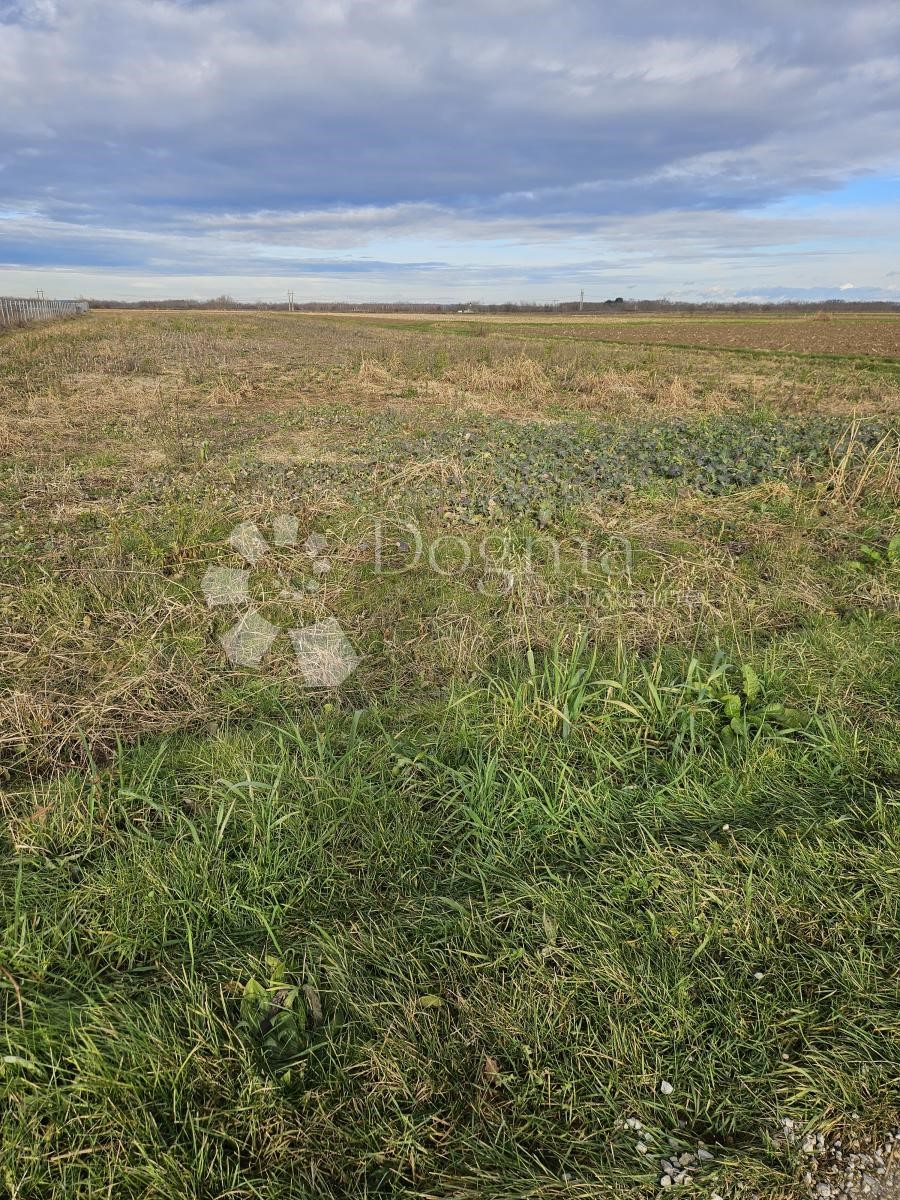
[87,295,900,315]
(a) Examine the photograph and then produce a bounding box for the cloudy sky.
[1,0,899,302]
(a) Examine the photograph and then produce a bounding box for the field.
[1,309,899,1199]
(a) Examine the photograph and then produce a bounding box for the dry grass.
[452,353,553,404]
[0,416,23,453]
[824,418,900,505]
[411,311,900,357]
[357,355,399,388]
[4,311,896,444]
[1,309,896,771]
[378,454,466,494]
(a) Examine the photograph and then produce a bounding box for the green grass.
[2,644,898,1197]
[1,311,898,1197]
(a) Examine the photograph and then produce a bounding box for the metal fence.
[0,297,89,329]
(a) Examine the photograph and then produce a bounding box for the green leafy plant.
[688,657,810,747]
[848,532,900,572]
[239,957,313,1078]
[487,639,816,756]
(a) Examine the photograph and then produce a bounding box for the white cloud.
[1,0,899,297]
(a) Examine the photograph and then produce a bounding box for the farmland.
[1,309,898,1198]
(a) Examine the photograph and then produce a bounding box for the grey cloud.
[1,0,899,294]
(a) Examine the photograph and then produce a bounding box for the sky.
[1,0,900,303]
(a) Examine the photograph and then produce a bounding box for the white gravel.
[623,1112,899,1196]
[784,1119,900,1200]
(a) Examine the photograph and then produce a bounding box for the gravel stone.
[803,1126,900,1200]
